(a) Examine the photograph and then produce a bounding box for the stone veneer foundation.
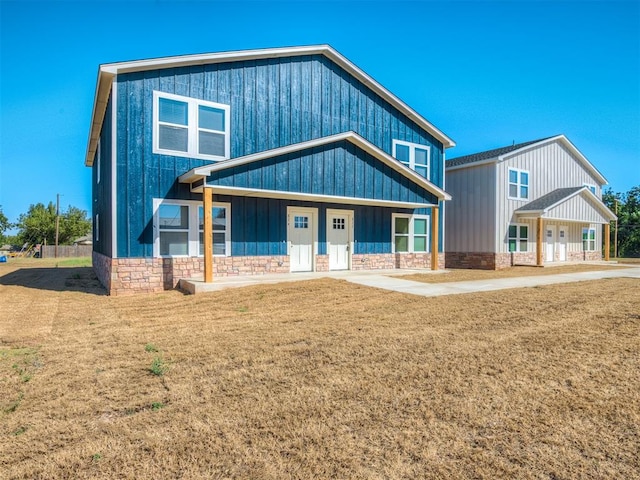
[447,251,603,270]
[93,252,445,295]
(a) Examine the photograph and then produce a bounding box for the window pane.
[199,207,227,230]
[509,184,518,198]
[519,240,527,252]
[199,131,225,156]
[199,232,227,255]
[395,236,408,252]
[414,236,427,252]
[520,186,528,199]
[508,239,516,252]
[582,228,588,240]
[160,231,188,255]
[415,148,428,165]
[199,105,225,131]
[589,230,595,240]
[520,172,528,186]
[520,226,528,239]
[394,217,409,234]
[414,218,427,235]
[159,205,188,229]
[509,170,518,183]
[395,144,410,162]
[583,240,588,251]
[415,165,428,177]
[159,98,188,125]
[159,125,188,152]
[508,225,517,238]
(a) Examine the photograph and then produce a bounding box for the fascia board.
[445,157,499,171]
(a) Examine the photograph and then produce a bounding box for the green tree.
[0,206,10,245]
[15,202,91,246]
[603,186,640,258]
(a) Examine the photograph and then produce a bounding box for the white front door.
[545,226,555,262]
[558,226,568,262]
[327,209,353,271]
[288,207,316,272]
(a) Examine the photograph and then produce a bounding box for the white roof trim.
[179,131,451,201]
[516,187,617,222]
[85,44,455,165]
[198,185,435,209]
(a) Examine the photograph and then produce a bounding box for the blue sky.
[1,0,638,231]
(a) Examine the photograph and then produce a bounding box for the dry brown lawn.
[401,263,629,283]
[1,258,639,479]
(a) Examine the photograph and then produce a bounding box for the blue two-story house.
[85,45,455,294]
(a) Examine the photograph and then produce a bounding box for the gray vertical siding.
[444,163,496,252]
[115,55,445,258]
[496,141,606,253]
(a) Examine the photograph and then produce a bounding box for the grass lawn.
[0,259,638,479]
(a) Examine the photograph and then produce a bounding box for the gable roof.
[446,135,608,185]
[514,186,616,222]
[180,131,451,204]
[85,45,455,166]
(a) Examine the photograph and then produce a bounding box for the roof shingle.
[514,187,585,212]
[446,136,556,168]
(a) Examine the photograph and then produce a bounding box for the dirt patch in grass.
[1,260,639,479]
[400,263,629,283]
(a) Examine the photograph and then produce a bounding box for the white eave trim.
[199,185,435,209]
[179,131,451,201]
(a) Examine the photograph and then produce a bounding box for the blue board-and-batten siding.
[115,55,445,258]
[209,140,439,206]
[92,92,113,257]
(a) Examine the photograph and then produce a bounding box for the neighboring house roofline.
[446,135,608,185]
[85,44,455,166]
[179,131,451,202]
[515,186,617,221]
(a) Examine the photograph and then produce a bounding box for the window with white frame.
[96,139,101,184]
[583,183,597,195]
[155,200,230,257]
[392,214,430,253]
[508,224,528,252]
[198,205,229,256]
[392,140,430,179]
[94,214,99,242]
[582,227,596,251]
[153,91,230,161]
[508,168,529,200]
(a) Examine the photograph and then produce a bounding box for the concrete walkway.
[180,264,640,297]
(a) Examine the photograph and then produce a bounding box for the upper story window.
[508,168,529,200]
[153,91,230,161]
[392,140,430,180]
[583,183,597,195]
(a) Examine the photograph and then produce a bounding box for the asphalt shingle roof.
[514,187,585,212]
[446,136,556,168]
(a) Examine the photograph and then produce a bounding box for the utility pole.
[55,193,60,258]
[614,198,618,259]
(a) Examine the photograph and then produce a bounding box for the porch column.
[203,187,214,283]
[431,206,439,271]
[604,223,610,261]
[536,217,543,266]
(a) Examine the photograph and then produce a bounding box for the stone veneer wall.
[93,251,446,295]
[447,250,603,271]
[446,252,496,270]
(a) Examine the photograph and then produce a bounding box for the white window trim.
[508,167,529,200]
[583,183,597,196]
[582,227,596,251]
[153,198,231,258]
[392,139,431,180]
[96,138,101,184]
[391,213,430,254]
[153,91,231,162]
[508,223,529,253]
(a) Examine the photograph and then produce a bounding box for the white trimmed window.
[582,227,596,251]
[508,168,529,200]
[583,183,597,195]
[154,199,230,257]
[96,139,101,184]
[153,91,230,161]
[508,224,528,252]
[94,214,99,242]
[392,214,430,253]
[392,140,431,179]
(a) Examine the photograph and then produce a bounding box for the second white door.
[327,209,353,270]
[288,207,316,272]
